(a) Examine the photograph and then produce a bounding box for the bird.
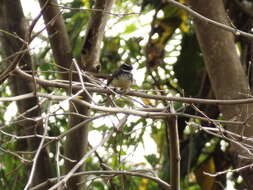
[107,63,133,90]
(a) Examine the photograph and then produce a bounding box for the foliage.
[0,0,251,189]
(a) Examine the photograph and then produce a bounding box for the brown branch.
[166,105,180,190]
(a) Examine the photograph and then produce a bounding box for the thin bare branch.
[49,126,115,189]
[30,170,171,190]
[0,146,31,163]
[165,0,253,39]
[15,68,253,105]
[55,4,141,17]
[204,163,253,177]
[24,110,49,190]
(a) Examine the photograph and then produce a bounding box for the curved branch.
[166,0,253,39]
[30,170,171,190]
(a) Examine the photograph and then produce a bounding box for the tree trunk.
[0,0,52,187]
[37,1,88,189]
[38,0,115,189]
[38,0,73,80]
[64,1,115,189]
[187,0,253,187]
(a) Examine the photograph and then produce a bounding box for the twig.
[56,142,61,190]
[200,126,253,143]
[165,0,253,39]
[56,113,111,140]
[54,4,141,17]
[72,59,95,103]
[14,69,253,105]
[24,108,49,190]
[0,47,33,62]
[204,163,253,177]
[48,114,128,189]
[30,170,171,190]
[0,146,31,163]
[0,92,250,126]
[189,122,253,156]
[48,126,116,189]
[0,129,56,140]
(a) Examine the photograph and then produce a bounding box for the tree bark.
[38,0,115,189]
[166,106,180,190]
[80,0,115,72]
[187,0,253,187]
[38,0,73,80]
[37,1,88,189]
[64,1,115,189]
[0,0,52,187]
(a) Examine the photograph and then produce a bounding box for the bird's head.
[120,63,133,72]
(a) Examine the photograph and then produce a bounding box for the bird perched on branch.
[107,63,133,90]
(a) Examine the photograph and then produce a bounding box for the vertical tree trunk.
[37,1,88,189]
[38,0,115,189]
[166,106,180,190]
[187,0,253,187]
[38,0,73,80]
[0,0,52,187]
[64,1,115,189]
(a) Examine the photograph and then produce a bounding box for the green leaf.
[124,24,137,34]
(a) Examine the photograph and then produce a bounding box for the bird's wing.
[107,69,120,85]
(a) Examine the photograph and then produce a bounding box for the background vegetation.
[1,0,253,189]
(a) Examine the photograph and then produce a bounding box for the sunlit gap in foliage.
[21,0,48,55]
[163,28,182,96]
